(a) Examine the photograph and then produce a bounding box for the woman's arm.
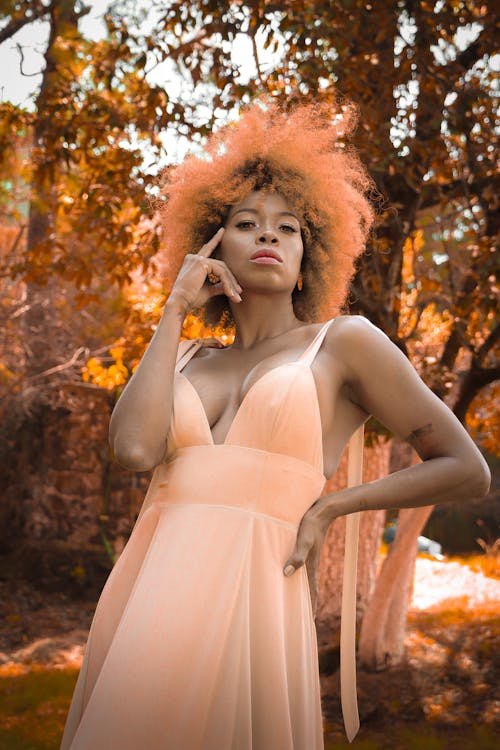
[109,300,187,472]
[315,315,491,522]
[283,316,490,588]
[109,227,238,472]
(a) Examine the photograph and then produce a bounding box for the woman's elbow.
[464,453,491,498]
[112,443,159,473]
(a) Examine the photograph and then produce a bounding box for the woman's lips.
[249,257,282,265]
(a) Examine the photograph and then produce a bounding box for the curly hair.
[156,98,375,330]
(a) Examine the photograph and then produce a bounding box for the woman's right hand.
[167,228,243,314]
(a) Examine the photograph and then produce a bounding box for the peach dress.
[60,318,361,749]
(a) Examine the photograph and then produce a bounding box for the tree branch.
[0,3,49,44]
[24,346,89,382]
[476,322,500,363]
[250,27,265,88]
[453,364,500,423]
[6,224,26,259]
[16,42,44,77]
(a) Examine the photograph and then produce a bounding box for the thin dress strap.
[178,321,336,372]
[341,425,363,743]
[298,318,337,366]
[175,339,202,373]
[298,316,362,740]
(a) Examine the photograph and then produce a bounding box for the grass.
[0,666,78,750]
[0,550,497,748]
[323,725,499,749]
[0,665,498,749]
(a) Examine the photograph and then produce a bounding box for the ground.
[0,553,498,749]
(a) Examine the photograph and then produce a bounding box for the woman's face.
[217,190,304,294]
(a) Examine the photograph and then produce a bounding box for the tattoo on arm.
[406,423,434,448]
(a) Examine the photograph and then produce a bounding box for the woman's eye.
[234,220,298,233]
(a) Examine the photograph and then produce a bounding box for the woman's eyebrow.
[231,208,299,220]
[231,208,258,217]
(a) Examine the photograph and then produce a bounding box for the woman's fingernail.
[284,565,295,576]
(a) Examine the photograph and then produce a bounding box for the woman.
[60,102,490,749]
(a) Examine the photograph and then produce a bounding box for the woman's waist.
[152,444,325,526]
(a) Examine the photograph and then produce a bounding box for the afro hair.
[156,98,375,330]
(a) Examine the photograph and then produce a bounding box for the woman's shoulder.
[327,314,386,344]
[328,315,388,339]
[324,315,394,372]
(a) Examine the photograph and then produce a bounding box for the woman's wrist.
[311,487,362,525]
[162,294,190,323]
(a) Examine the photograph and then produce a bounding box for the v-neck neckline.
[176,359,315,448]
[174,319,335,476]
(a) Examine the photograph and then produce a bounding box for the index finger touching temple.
[199,227,225,256]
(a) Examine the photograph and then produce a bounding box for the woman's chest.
[180,345,363,479]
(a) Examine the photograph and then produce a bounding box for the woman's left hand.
[283,499,331,619]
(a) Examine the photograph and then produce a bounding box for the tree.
[1,0,496,671]
[0,0,168,563]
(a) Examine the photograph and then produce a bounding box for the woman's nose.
[257,229,278,244]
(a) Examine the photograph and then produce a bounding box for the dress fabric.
[61,318,344,750]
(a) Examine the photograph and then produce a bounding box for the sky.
[0,1,109,108]
[0,1,495,166]
[0,0,261,112]
[0,0,266,166]
[1,1,493,111]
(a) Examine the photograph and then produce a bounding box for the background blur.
[0,1,498,748]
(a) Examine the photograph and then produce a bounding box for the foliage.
[81,346,129,391]
[463,547,500,578]
[466,383,499,456]
[1,0,496,447]
[0,0,168,294]
[143,0,498,440]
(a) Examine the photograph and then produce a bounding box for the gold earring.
[296,271,303,291]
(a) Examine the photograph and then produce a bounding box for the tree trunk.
[0,3,133,592]
[358,503,433,671]
[357,440,434,671]
[22,0,81,373]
